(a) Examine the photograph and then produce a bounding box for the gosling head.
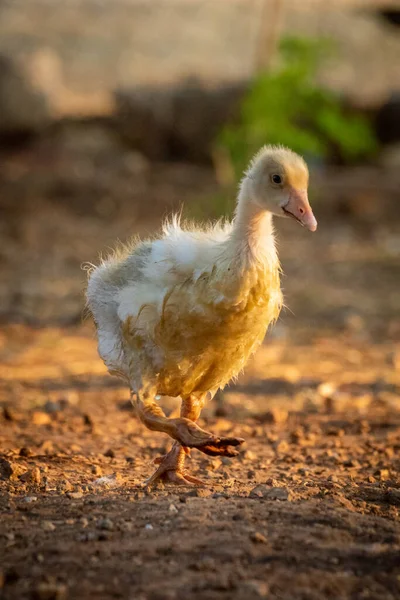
[243,145,317,232]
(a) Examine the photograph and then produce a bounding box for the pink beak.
[282,189,317,232]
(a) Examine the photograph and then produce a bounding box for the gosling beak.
[282,189,317,232]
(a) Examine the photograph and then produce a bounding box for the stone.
[19,447,33,457]
[97,518,114,531]
[249,485,293,501]
[32,412,51,426]
[375,469,390,481]
[67,492,84,500]
[1,460,26,481]
[187,488,213,498]
[243,450,256,461]
[41,521,56,532]
[19,467,41,485]
[0,458,13,480]
[250,531,268,544]
[59,480,73,493]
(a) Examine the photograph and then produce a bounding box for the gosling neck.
[231,179,277,265]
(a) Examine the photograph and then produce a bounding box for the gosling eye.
[271,174,282,185]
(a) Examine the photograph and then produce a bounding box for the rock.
[32,412,52,426]
[97,518,114,531]
[250,531,268,544]
[0,458,13,480]
[144,524,154,531]
[265,478,281,487]
[67,492,84,500]
[19,467,41,485]
[0,459,26,481]
[59,480,73,493]
[44,401,63,414]
[243,450,256,461]
[19,447,33,457]
[249,485,293,501]
[104,448,115,458]
[41,521,56,532]
[168,504,178,514]
[22,496,38,503]
[93,474,120,488]
[375,469,390,481]
[187,488,213,498]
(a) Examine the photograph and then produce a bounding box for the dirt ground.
[1,132,400,599]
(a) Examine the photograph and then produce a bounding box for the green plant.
[217,36,377,179]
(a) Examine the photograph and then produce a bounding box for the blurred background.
[0,0,400,414]
[1,3,400,599]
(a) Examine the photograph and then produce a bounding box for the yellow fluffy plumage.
[86,145,317,487]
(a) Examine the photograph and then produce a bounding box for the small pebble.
[41,521,56,532]
[250,531,268,544]
[19,447,33,457]
[32,412,52,426]
[249,485,293,501]
[19,467,41,485]
[187,488,213,498]
[375,469,390,481]
[169,504,178,514]
[145,524,153,530]
[60,480,73,493]
[104,448,115,458]
[67,492,84,500]
[97,518,114,531]
[0,458,13,480]
[243,450,256,461]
